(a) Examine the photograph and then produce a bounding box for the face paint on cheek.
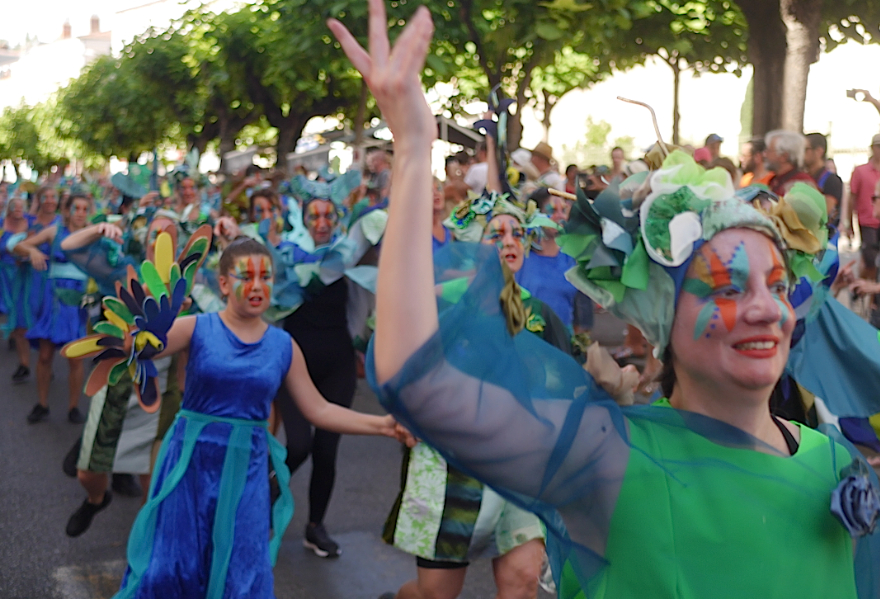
[769,250,793,325]
[259,256,273,297]
[231,257,258,300]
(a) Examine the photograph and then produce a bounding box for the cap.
[531,141,554,162]
[871,133,880,146]
[705,133,724,145]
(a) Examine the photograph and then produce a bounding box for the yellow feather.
[104,308,128,332]
[155,231,173,284]
[63,337,104,358]
[134,331,164,353]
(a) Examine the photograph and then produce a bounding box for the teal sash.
[114,409,294,599]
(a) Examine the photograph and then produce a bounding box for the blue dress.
[115,313,294,599]
[25,225,88,346]
[26,215,61,328]
[0,223,33,330]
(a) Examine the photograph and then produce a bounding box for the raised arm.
[328,0,437,384]
[61,223,123,251]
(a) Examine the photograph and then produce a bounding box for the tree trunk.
[671,56,681,146]
[779,0,822,132]
[541,89,555,143]
[352,79,369,168]
[274,117,308,175]
[737,0,787,136]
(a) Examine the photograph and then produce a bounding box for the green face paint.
[482,218,525,252]
[683,242,749,340]
[229,256,273,301]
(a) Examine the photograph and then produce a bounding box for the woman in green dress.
[329,3,880,598]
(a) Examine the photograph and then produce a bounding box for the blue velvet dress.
[26,215,60,326]
[0,223,32,330]
[25,225,88,346]
[114,313,295,599]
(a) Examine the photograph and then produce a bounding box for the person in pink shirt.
[846,133,880,280]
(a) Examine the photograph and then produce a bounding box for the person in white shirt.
[463,142,488,194]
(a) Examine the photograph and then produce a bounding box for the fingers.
[367,0,390,70]
[327,19,372,77]
[389,6,434,79]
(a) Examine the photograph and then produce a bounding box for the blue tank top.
[182,313,293,420]
[515,251,578,328]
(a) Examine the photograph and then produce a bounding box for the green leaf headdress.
[443,191,560,244]
[560,150,801,357]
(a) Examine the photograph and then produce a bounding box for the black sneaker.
[63,437,82,477]
[111,473,142,498]
[304,523,341,558]
[68,407,85,424]
[66,492,112,537]
[11,365,29,384]
[27,404,49,423]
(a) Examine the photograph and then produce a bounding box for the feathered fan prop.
[61,224,212,413]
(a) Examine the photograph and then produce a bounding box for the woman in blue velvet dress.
[26,186,62,333]
[110,236,409,598]
[0,196,34,382]
[16,193,90,423]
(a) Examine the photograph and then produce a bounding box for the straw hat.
[531,141,554,162]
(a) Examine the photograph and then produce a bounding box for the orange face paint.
[682,242,750,339]
[230,256,273,300]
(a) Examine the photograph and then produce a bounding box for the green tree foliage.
[0,103,69,178]
[434,0,639,147]
[57,54,176,161]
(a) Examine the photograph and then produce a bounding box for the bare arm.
[485,132,502,194]
[329,0,438,384]
[154,314,197,360]
[60,223,123,251]
[14,226,56,270]
[284,339,401,438]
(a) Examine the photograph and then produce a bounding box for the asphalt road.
[0,314,629,599]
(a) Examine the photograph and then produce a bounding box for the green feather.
[103,298,135,325]
[184,237,209,262]
[140,261,168,300]
[169,263,181,292]
[183,261,198,296]
[94,322,125,339]
[109,361,130,385]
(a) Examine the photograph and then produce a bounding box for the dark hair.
[475,141,487,155]
[565,164,579,176]
[611,146,624,154]
[748,138,766,154]
[245,164,262,177]
[249,188,280,222]
[218,237,273,276]
[805,132,827,156]
[64,193,90,212]
[710,157,738,181]
[527,187,552,211]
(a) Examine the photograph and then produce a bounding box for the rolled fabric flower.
[830,463,880,537]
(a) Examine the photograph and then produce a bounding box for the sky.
[0,0,118,46]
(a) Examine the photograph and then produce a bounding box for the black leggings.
[276,328,357,525]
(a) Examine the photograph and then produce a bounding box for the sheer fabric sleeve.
[367,243,631,582]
